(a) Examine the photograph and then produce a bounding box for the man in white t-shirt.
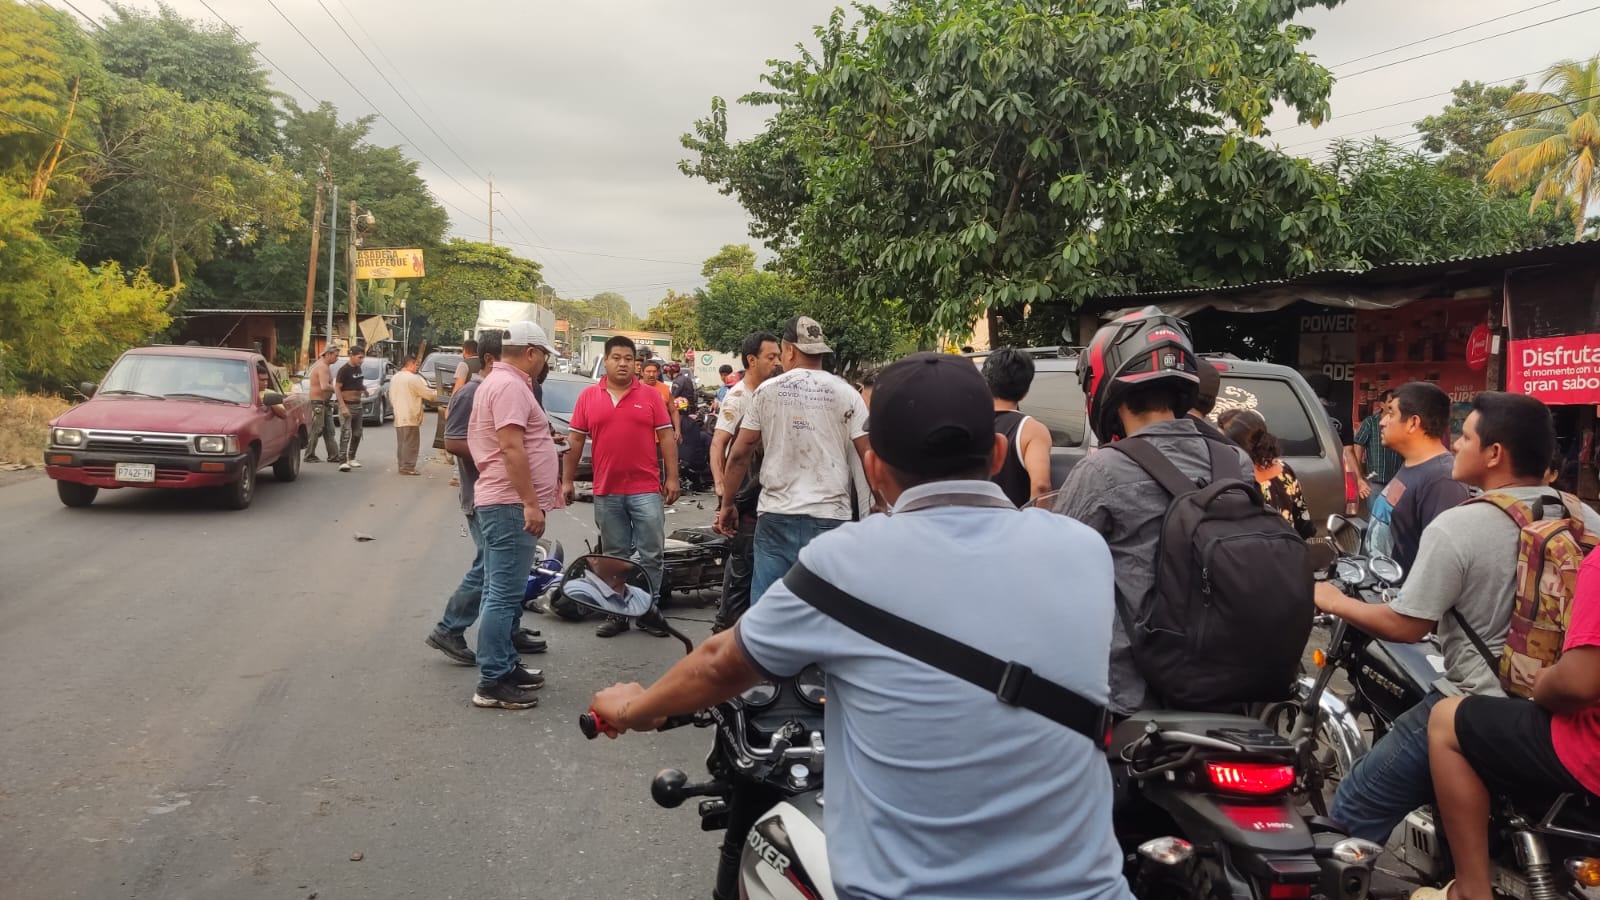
[718,316,870,603]
[709,330,782,631]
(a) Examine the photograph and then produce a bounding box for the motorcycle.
[1275,515,1600,898]
[521,538,564,611]
[561,554,829,900]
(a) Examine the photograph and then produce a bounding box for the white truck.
[474,300,555,342]
[578,328,673,377]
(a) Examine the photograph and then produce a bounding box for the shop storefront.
[1504,262,1600,494]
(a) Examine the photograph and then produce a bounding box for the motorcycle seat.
[1108,711,1289,759]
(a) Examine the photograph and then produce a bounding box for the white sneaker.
[339,462,352,472]
[349,459,362,468]
[1409,883,1453,900]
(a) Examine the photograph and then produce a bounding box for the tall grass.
[0,394,71,467]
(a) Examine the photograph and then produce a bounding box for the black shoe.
[471,674,539,709]
[425,632,476,666]
[507,664,545,690]
[512,628,548,654]
[303,454,321,463]
[595,616,630,638]
[638,610,670,638]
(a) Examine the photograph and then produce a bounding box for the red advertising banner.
[1508,334,1600,404]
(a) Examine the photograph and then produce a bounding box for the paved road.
[0,425,728,899]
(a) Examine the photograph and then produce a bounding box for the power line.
[1274,69,1541,137]
[1328,0,1561,69]
[309,0,486,183]
[1338,4,1600,80]
[192,0,319,106]
[1310,89,1600,163]
[495,194,602,294]
[55,0,105,31]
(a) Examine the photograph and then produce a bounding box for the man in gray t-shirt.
[588,354,1130,900]
[1314,391,1599,843]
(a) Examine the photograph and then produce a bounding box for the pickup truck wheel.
[57,481,97,508]
[221,450,258,510]
[272,436,301,482]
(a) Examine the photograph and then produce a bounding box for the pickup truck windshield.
[102,354,252,404]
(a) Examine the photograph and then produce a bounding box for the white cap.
[505,321,556,354]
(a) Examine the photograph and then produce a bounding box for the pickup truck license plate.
[115,463,156,483]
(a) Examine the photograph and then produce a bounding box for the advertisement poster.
[1507,334,1600,404]
[354,247,427,280]
[1348,298,1488,434]
[1351,361,1484,440]
[1295,309,1357,442]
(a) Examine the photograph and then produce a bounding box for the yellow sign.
[354,247,426,280]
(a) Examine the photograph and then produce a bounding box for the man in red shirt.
[1424,530,1600,894]
[563,335,679,638]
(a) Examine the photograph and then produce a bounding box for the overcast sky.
[58,0,1600,314]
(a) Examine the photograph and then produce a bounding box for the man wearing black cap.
[587,353,1126,900]
[717,316,871,603]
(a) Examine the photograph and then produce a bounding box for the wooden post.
[298,180,325,371]
[347,199,358,347]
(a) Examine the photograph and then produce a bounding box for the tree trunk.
[1577,181,1594,242]
[31,78,80,202]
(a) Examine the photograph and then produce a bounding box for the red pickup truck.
[45,346,311,510]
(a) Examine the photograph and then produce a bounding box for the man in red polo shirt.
[563,335,679,638]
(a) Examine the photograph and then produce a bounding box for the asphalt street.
[0,424,728,899]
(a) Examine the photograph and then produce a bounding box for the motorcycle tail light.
[1567,857,1600,886]
[1205,761,1295,796]
[1267,886,1311,900]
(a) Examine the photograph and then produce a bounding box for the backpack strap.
[1470,492,1538,528]
[782,563,1110,747]
[1449,608,1503,679]
[1106,436,1204,499]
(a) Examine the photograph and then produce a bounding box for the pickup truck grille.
[84,431,193,455]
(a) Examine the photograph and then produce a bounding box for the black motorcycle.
[1276,516,1600,898]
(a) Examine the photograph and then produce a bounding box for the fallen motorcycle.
[563,554,828,900]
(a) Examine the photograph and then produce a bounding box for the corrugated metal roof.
[1083,238,1600,309]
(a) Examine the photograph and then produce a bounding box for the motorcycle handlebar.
[578,709,705,740]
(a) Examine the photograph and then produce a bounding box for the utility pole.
[298,178,325,370]
[487,174,494,247]
[347,198,359,347]
[326,183,338,350]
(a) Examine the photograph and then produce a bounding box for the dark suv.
[965,347,1347,526]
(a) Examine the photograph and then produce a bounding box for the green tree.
[414,239,544,341]
[643,289,704,350]
[694,268,903,370]
[1415,80,1527,181]
[1488,55,1600,241]
[551,295,593,336]
[1325,139,1559,263]
[682,0,1345,338]
[700,243,757,278]
[586,291,641,330]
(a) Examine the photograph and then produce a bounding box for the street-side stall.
[1504,261,1600,497]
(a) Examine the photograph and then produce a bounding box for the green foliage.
[1488,55,1600,241]
[0,191,171,390]
[414,239,544,341]
[586,292,641,330]
[694,267,904,370]
[1415,80,1527,182]
[700,243,757,278]
[682,0,1346,336]
[643,290,704,350]
[1323,139,1561,264]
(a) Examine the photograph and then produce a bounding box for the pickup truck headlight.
[51,427,85,447]
[195,435,238,454]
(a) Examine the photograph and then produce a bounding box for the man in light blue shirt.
[589,353,1129,900]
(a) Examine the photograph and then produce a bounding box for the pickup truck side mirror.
[261,391,286,407]
[79,382,97,398]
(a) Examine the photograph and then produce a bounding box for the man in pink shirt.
[466,321,563,710]
[562,335,678,638]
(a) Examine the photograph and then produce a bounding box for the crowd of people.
[392,304,1600,899]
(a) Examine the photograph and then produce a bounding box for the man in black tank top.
[981,349,1054,506]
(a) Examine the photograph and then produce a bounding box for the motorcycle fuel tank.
[1353,638,1441,724]
[740,795,834,900]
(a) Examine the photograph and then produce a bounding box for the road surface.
[0,425,726,899]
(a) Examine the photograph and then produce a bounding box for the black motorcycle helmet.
[1079,306,1201,443]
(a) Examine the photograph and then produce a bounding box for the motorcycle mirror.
[556,555,655,618]
[1326,515,1363,557]
[1369,555,1404,585]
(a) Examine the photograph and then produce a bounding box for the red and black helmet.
[1080,306,1200,442]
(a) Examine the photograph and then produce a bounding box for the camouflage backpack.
[1455,492,1597,698]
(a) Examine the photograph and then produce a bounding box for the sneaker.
[595,616,630,638]
[508,665,545,690]
[511,628,548,654]
[424,632,475,666]
[339,462,352,472]
[471,675,540,710]
[349,459,362,469]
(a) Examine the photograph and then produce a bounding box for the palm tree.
[1487,55,1600,241]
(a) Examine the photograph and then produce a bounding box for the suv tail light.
[1205,761,1295,796]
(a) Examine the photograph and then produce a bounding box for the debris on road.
[354,533,375,542]
[349,852,364,862]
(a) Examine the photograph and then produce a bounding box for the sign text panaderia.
[354,247,426,280]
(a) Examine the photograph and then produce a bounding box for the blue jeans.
[751,513,844,604]
[432,515,524,639]
[593,492,665,598]
[1331,690,1444,843]
[475,504,535,685]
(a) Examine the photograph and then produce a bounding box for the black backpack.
[1108,436,1312,710]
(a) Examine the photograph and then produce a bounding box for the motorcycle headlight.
[194,435,238,454]
[51,427,85,447]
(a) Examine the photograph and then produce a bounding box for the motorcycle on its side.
[559,555,830,900]
[1273,515,1600,898]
